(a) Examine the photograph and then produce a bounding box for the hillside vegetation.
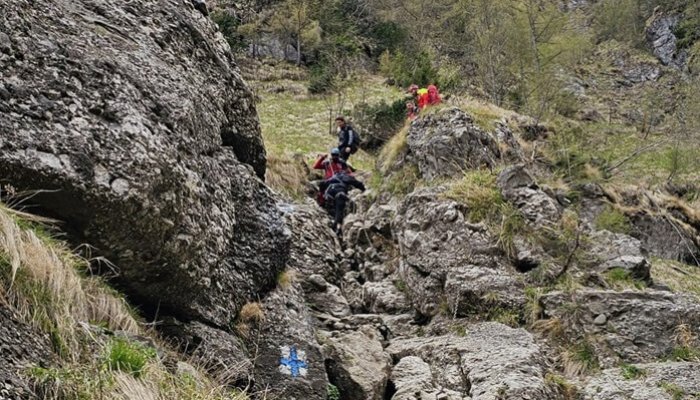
[220,0,700,190]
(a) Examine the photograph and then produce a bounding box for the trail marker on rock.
[279,345,308,378]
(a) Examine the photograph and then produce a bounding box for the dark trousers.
[334,193,348,227]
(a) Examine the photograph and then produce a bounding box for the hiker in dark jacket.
[319,171,366,235]
[336,116,359,161]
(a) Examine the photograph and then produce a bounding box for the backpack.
[348,126,361,152]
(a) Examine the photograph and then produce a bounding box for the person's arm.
[313,155,327,170]
[338,129,349,149]
[347,128,355,147]
[349,177,366,192]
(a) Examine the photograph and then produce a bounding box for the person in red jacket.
[427,84,441,106]
[313,148,351,179]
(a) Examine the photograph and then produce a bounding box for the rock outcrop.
[646,11,688,68]
[322,328,392,400]
[387,322,558,400]
[582,362,700,400]
[0,306,54,400]
[497,165,562,227]
[0,0,289,328]
[393,187,523,318]
[541,290,700,366]
[405,108,501,180]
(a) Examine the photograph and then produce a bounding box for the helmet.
[330,148,341,156]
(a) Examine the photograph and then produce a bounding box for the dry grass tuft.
[652,258,700,297]
[265,154,310,200]
[277,269,297,290]
[0,205,139,360]
[562,339,599,376]
[238,302,265,324]
[378,123,410,173]
[533,317,565,341]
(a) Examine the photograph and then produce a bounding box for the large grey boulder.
[362,280,411,314]
[386,322,558,400]
[281,202,349,317]
[0,305,54,400]
[541,290,700,366]
[406,108,500,180]
[393,188,524,318]
[582,362,700,400]
[0,0,289,328]
[322,328,392,400]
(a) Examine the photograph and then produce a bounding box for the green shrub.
[379,50,440,88]
[327,383,340,400]
[675,3,700,49]
[620,363,647,379]
[595,206,631,234]
[659,382,686,400]
[353,98,411,149]
[563,339,600,376]
[669,345,700,361]
[308,63,336,94]
[604,267,646,290]
[105,338,156,377]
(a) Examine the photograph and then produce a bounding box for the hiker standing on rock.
[319,171,365,236]
[336,116,360,161]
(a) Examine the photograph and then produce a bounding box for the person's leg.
[334,193,348,233]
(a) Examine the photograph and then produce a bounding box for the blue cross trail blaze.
[280,346,308,378]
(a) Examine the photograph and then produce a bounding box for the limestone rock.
[362,280,411,314]
[0,0,289,328]
[541,290,700,366]
[582,362,700,400]
[323,328,392,400]
[249,285,328,400]
[497,165,561,227]
[304,274,352,318]
[0,305,54,400]
[282,202,343,285]
[406,108,500,180]
[630,212,700,265]
[646,11,688,68]
[588,230,651,282]
[158,319,252,387]
[387,322,558,400]
[390,356,467,400]
[393,188,523,318]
